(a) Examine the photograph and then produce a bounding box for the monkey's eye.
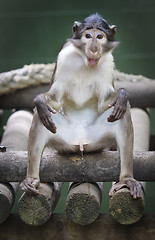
[96,34,104,39]
[85,33,92,39]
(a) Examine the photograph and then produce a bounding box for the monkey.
[21,13,142,199]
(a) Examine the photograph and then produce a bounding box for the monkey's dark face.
[81,29,113,67]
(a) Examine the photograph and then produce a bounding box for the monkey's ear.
[73,21,81,32]
[110,25,116,36]
[104,41,120,52]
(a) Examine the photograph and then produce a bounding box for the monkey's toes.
[126,179,143,199]
[20,178,40,194]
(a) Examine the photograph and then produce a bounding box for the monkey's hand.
[34,95,57,133]
[20,177,40,194]
[107,88,128,122]
[109,177,143,199]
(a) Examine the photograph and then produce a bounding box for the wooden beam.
[0,214,155,240]
[0,150,154,182]
[0,64,152,96]
[0,80,155,109]
[115,81,155,108]
[0,64,155,109]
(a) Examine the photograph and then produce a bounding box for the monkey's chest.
[64,83,97,108]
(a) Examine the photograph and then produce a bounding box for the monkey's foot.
[20,177,40,194]
[109,178,143,199]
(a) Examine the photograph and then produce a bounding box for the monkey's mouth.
[87,58,99,66]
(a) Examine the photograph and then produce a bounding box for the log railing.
[0,150,154,182]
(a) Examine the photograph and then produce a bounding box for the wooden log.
[65,182,103,225]
[0,213,155,240]
[131,108,150,152]
[115,81,155,108]
[0,64,155,109]
[0,63,151,95]
[0,80,155,109]
[1,110,33,151]
[0,183,17,224]
[18,182,62,226]
[0,110,33,223]
[109,108,150,224]
[0,150,154,182]
[109,188,145,225]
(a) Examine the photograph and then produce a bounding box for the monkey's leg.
[109,108,148,224]
[109,105,142,199]
[21,113,51,194]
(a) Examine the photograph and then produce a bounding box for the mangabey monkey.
[21,13,142,199]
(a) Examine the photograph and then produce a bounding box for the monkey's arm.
[33,82,63,134]
[107,88,128,122]
[33,94,58,133]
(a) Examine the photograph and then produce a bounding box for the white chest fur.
[54,42,115,108]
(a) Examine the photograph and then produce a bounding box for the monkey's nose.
[90,47,98,54]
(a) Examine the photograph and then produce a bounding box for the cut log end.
[109,188,144,225]
[18,183,56,226]
[65,183,102,225]
[0,183,16,224]
[0,195,12,223]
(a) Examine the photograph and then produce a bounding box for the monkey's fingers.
[107,114,116,122]
[39,112,57,133]
[108,98,117,108]
[43,117,57,133]
[20,178,40,194]
[47,104,57,114]
[109,182,128,197]
[114,107,125,120]
[107,106,125,122]
[127,180,143,199]
[107,111,120,122]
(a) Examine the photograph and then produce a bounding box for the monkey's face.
[79,29,119,67]
[81,29,108,67]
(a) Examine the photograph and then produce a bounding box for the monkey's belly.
[50,107,116,152]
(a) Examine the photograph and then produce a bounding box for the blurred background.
[0,0,155,214]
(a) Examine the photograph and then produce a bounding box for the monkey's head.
[71,13,119,67]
